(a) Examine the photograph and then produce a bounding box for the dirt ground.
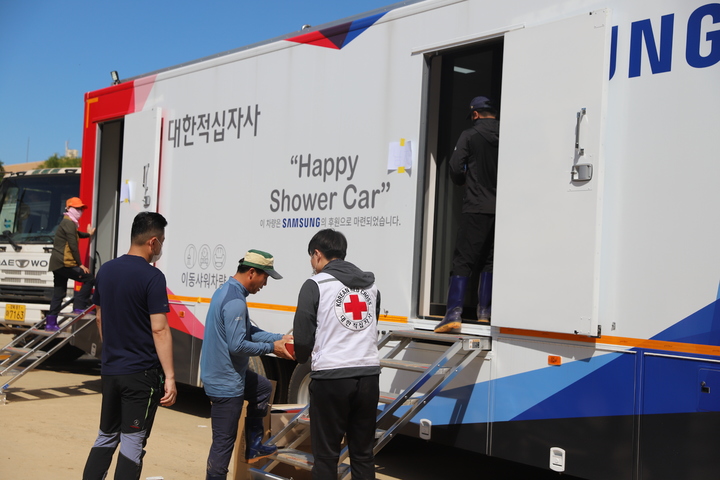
[0,353,426,480]
[0,355,212,479]
[0,334,579,480]
[0,342,423,480]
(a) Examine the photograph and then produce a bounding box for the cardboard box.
[232,383,277,480]
[270,404,309,448]
[231,398,314,479]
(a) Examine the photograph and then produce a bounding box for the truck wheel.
[248,356,266,377]
[287,362,312,404]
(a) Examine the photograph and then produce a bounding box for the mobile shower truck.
[78,0,720,478]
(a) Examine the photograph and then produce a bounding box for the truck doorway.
[91,108,162,271]
[93,119,124,270]
[420,39,503,321]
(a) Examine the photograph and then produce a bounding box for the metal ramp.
[0,305,96,404]
[250,329,491,480]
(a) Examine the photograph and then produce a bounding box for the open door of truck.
[494,10,611,337]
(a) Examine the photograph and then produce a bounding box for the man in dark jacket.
[293,229,381,480]
[435,96,500,333]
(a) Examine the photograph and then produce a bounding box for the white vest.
[310,272,380,372]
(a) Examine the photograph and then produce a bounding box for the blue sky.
[0,0,395,166]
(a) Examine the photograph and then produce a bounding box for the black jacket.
[449,118,500,214]
[49,216,91,272]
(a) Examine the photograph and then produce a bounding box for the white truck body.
[80,1,720,477]
[0,169,81,327]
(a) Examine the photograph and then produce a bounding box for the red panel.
[286,31,341,50]
[166,290,205,340]
[79,76,158,265]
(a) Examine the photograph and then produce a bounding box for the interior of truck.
[420,37,504,321]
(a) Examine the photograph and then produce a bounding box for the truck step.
[378,391,419,405]
[1,346,47,360]
[0,304,96,392]
[249,469,291,480]
[271,448,314,470]
[60,313,96,321]
[3,347,31,355]
[389,329,491,350]
[30,329,70,338]
[380,358,432,372]
[258,449,352,477]
[389,329,469,343]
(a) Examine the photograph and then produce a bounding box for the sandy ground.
[0,354,431,480]
[0,334,578,480]
[0,355,212,479]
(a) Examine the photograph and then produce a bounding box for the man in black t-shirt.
[435,96,500,333]
[82,212,176,480]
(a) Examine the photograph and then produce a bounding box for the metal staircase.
[0,305,96,404]
[250,329,491,480]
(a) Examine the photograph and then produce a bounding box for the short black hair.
[308,229,347,260]
[131,212,167,246]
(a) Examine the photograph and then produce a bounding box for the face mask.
[66,207,83,226]
[151,240,163,264]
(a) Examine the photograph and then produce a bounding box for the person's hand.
[88,225,96,236]
[273,339,294,360]
[282,334,294,342]
[80,265,90,274]
[160,377,177,407]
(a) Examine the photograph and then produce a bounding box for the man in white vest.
[293,229,381,480]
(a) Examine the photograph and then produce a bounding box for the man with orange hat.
[46,197,96,331]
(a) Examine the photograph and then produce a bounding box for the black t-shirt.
[93,254,169,375]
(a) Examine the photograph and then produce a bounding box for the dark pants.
[82,369,164,480]
[206,370,273,479]
[309,375,379,480]
[452,213,495,277]
[49,266,95,315]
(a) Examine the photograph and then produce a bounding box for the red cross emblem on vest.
[334,287,373,330]
[343,294,368,320]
